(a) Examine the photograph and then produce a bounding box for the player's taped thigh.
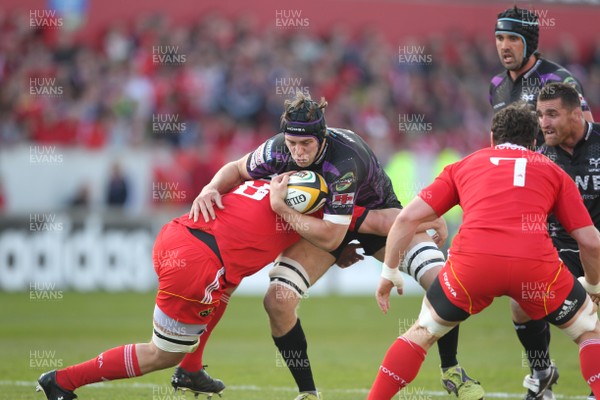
[418,276,470,337]
[417,298,456,337]
[268,256,311,298]
[545,281,598,341]
[401,241,446,285]
[558,299,598,340]
[152,305,206,353]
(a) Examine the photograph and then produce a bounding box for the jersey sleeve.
[553,168,593,232]
[322,157,357,226]
[246,134,288,178]
[418,163,459,217]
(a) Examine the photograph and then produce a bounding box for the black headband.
[283,115,326,136]
[495,18,538,34]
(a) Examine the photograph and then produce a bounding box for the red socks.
[580,339,600,396]
[179,294,230,372]
[368,337,427,400]
[56,344,141,391]
[55,294,231,391]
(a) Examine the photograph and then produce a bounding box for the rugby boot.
[171,365,225,399]
[36,370,77,400]
[294,392,322,400]
[523,364,559,400]
[441,365,485,400]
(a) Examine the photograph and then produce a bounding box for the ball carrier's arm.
[270,173,349,252]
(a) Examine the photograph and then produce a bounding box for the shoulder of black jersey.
[537,57,558,68]
[247,133,289,172]
[538,57,583,90]
[261,132,286,150]
[490,70,507,87]
[327,127,361,142]
[538,57,571,74]
[328,127,357,136]
[272,132,285,140]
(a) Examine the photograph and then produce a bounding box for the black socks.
[273,319,316,392]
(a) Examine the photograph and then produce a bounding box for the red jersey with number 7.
[420,144,593,261]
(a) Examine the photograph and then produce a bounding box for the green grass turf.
[0,291,589,399]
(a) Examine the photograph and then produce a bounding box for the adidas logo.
[556,299,578,321]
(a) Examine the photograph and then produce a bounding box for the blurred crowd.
[2,10,600,192]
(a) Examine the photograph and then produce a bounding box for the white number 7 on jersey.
[490,157,527,187]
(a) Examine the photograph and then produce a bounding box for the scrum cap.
[495,7,539,68]
[281,99,327,145]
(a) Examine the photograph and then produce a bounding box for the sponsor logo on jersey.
[520,93,535,102]
[331,192,355,206]
[334,172,355,191]
[582,193,600,200]
[199,307,214,317]
[574,175,600,191]
[250,143,267,171]
[589,158,600,169]
[265,139,274,161]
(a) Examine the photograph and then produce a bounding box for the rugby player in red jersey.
[369,103,600,399]
[35,177,371,400]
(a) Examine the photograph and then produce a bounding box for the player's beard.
[543,132,558,146]
[542,128,563,147]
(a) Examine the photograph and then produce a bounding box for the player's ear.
[571,106,583,123]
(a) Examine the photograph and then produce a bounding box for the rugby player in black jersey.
[490,7,595,400]
[490,6,593,147]
[529,82,600,400]
[538,84,600,279]
[181,91,484,399]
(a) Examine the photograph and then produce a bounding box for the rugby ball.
[285,171,328,214]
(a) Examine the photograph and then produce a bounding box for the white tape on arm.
[381,263,404,289]
[578,276,600,295]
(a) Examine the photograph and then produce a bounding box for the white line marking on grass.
[1,380,589,399]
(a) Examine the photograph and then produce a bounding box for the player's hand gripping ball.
[285,171,328,214]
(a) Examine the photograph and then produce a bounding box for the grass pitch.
[0,291,590,399]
